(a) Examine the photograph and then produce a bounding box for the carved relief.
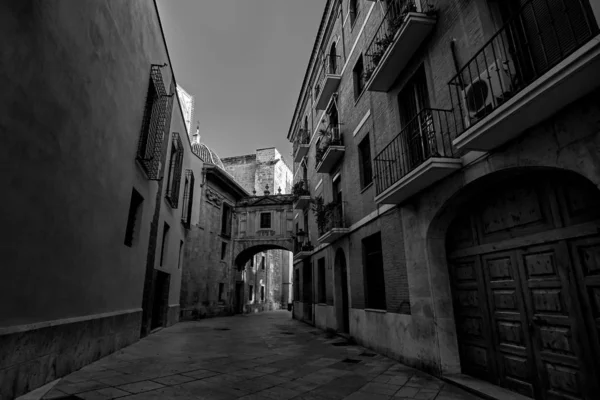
[206,187,224,208]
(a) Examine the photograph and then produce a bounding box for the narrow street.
[42,312,479,400]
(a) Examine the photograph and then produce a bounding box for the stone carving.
[206,187,223,208]
[257,230,276,237]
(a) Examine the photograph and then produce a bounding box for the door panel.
[447,172,600,399]
[481,251,535,397]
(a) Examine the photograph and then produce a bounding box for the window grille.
[137,65,172,180]
[165,133,184,208]
[181,169,195,228]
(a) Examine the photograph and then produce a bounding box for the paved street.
[43,311,480,400]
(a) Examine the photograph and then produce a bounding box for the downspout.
[450,39,464,89]
[339,0,347,62]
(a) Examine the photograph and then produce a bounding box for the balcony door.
[398,67,432,173]
[490,0,598,86]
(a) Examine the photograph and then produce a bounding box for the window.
[137,65,171,180]
[328,42,338,74]
[221,203,232,237]
[221,242,227,260]
[181,170,195,228]
[124,188,144,247]
[159,222,170,267]
[260,286,265,302]
[294,269,300,301]
[261,256,266,270]
[363,232,386,310]
[218,283,225,301]
[250,256,254,269]
[177,240,184,269]
[260,212,271,229]
[317,258,326,304]
[349,0,359,26]
[358,134,373,188]
[249,285,254,301]
[165,133,184,208]
[353,55,366,99]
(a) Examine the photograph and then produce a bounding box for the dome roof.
[192,142,225,170]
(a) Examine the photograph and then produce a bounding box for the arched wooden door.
[446,170,600,400]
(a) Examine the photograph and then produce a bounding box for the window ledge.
[317,302,328,306]
[364,308,386,314]
[360,182,374,194]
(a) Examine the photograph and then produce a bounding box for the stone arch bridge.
[232,194,296,268]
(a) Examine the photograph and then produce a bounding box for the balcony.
[316,202,348,244]
[314,55,342,110]
[315,125,345,174]
[293,129,311,163]
[448,0,600,152]
[374,108,462,204]
[364,0,437,92]
[292,179,311,210]
[294,240,313,262]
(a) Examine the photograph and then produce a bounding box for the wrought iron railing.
[364,0,433,82]
[315,124,343,167]
[181,169,195,228]
[294,239,314,254]
[314,54,342,100]
[317,202,346,237]
[374,108,456,196]
[448,0,597,134]
[293,128,311,157]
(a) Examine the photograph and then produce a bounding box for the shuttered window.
[137,65,172,180]
[165,133,184,208]
[181,170,194,228]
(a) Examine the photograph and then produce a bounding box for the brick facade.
[287,0,600,389]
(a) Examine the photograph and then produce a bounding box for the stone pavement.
[42,311,481,400]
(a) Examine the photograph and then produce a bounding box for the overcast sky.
[156,0,325,166]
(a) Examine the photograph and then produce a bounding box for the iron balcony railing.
[448,0,598,134]
[314,54,342,100]
[315,124,343,167]
[318,202,346,237]
[294,239,314,254]
[374,108,456,196]
[364,0,432,82]
[292,128,311,156]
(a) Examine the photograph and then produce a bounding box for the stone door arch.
[442,169,600,399]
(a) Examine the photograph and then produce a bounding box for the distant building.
[176,85,195,135]
[180,131,248,319]
[222,148,294,311]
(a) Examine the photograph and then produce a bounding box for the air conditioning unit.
[461,59,514,128]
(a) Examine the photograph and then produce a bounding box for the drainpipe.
[450,39,464,89]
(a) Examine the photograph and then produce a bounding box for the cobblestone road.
[43,311,481,400]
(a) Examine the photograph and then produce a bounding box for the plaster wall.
[0,1,197,397]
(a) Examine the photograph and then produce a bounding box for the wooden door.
[447,171,600,399]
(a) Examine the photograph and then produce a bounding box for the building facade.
[179,136,248,319]
[287,1,600,399]
[223,148,294,311]
[0,1,204,398]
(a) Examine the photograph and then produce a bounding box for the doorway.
[151,270,170,330]
[334,249,350,333]
[446,170,600,399]
[235,281,244,314]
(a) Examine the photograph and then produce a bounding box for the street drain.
[214,328,231,331]
[342,358,361,364]
[359,352,376,357]
[331,341,349,347]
